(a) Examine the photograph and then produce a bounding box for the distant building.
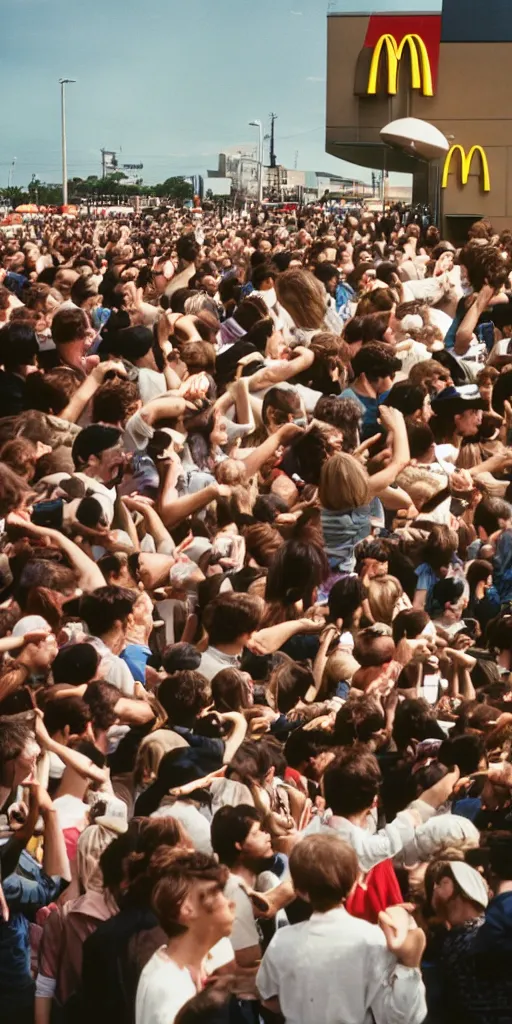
[207,151,375,202]
[207,149,259,199]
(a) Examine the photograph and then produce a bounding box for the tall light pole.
[59,78,75,207]
[8,158,16,189]
[249,120,263,204]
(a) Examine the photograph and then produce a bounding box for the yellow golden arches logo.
[441,145,491,193]
[367,34,434,97]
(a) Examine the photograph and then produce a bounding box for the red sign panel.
[364,14,442,90]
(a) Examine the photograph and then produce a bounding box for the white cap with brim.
[92,796,128,834]
[12,615,51,639]
[402,814,480,867]
[450,860,489,908]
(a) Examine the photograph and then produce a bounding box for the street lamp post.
[249,120,263,204]
[59,78,76,207]
[8,158,16,189]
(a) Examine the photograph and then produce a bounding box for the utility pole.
[59,78,75,207]
[30,173,40,206]
[269,113,278,169]
[249,121,263,204]
[294,150,299,170]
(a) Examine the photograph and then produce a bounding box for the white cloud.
[307,76,325,82]
[290,9,303,14]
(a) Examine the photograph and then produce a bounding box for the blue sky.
[1,0,405,188]
[329,1,441,10]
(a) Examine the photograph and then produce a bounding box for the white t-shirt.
[198,646,241,681]
[434,443,460,465]
[88,638,136,697]
[304,805,433,874]
[432,616,465,639]
[396,340,431,379]
[429,307,453,338]
[257,906,426,1024]
[53,793,89,831]
[138,367,167,405]
[136,941,234,1024]
[224,873,260,952]
[135,953,197,1024]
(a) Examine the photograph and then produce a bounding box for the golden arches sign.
[441,145,491,193]
[367,34,434,97]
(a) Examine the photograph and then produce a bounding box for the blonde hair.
[319,453,369,511]
[324,649,359,687]
[133,729,188,789]
[396,465,446,510]
[215,458,247,486]
[409,360,447,387]
[366,575,404,624]
[77,823,117,893]
[275,268,326,330]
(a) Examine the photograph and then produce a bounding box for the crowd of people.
[2,201,512,1023]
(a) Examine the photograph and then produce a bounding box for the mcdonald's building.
[326,0,512,240]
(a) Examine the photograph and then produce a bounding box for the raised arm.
[39,787,71,882]
[138,394,188,427]
[220,711,248,764]
[454,285,495,356]
[308,624,340,702]
[5,514,105,592]
[215,377,255,433]
[155,312,185,391]
[367,407,410,499]
[247,617,323,657]
[247,347,315,392]
[35,713,108,787]
[239,422,303,480]
[123,496,175,553]
[160,481,224,530]
[59,361,127,423]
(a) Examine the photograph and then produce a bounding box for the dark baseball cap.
[72,425,122,469]
[432,385,486,417]
[162,642,202,674]
[111,326,154,362]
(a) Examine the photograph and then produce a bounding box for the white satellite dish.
[380,118,449,161]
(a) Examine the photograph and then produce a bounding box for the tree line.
[0,173,194,207]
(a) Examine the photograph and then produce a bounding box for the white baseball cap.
[450,861,489,909]
[12,615,51,639]
[91,796,128,835]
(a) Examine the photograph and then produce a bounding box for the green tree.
[154,177,194,202]
[27,179,62,205]
[0,186,29,206]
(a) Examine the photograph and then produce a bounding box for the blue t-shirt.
[120,643,152,684]
[493,528,512,604]
[335,281,355,319]
[0,864,65,1009]
[415,563,439,606]
[339,387,388,440]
